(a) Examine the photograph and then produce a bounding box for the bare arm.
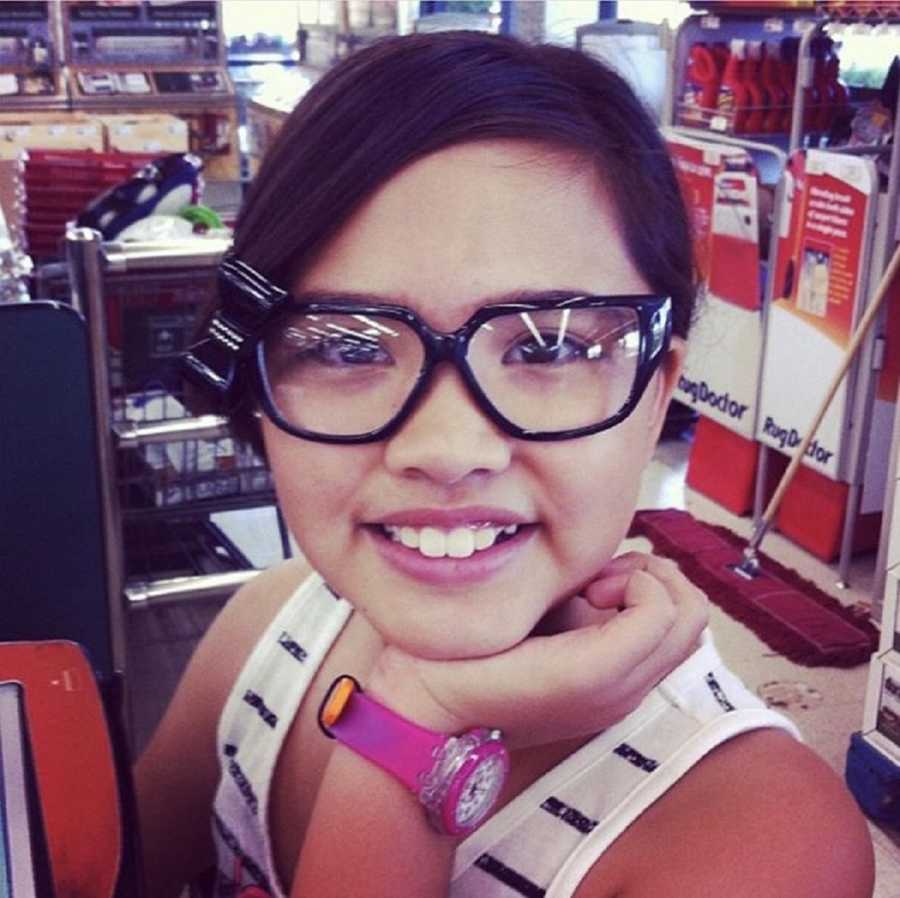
[290,744,456,898]
[289,656,469,897]
[576,729,875,898]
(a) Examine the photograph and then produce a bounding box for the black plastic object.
[0,301,113,679]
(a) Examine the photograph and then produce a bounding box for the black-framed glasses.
[182,256,672,444]
[255,294,671,443]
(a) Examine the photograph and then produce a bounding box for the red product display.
[743,41,771,133]
[717,39,751,133]
[682,42,724,126]
[22,149,157,259]
[823,1,900,16]
[707,167,761,310]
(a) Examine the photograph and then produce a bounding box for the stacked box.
[878,567,900,655]
[98,114,189,156]
[862,648,900,764]
[0,114,103,160]
[21,148,156,259]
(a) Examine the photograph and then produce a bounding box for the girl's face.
[262,141,684,660]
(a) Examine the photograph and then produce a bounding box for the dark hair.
[219,30,697,448]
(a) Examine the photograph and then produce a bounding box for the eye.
[502,333,588,365]
[295,334,393,367]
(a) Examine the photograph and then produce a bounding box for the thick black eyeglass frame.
[254,294,673,444]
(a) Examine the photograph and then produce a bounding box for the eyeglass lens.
[261,307,642,438]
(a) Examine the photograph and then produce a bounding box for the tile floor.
[129,429,900,895]
[637,435,900,898]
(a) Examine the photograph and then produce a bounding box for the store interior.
[1,0,900,894]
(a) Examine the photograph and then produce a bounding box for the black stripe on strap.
[475,853,546,898]
[613,742,659,773]
[541,796,598,834]
[705,672,735,712]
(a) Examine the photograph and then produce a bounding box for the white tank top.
[210,572,800,897]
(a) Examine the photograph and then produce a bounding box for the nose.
[383,365,512,486]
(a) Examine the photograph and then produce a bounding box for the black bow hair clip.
[182,254,289,401]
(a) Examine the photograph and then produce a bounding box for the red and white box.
[863,650,900,764]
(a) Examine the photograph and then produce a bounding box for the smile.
[380,523,520,559]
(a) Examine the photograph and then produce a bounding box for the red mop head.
[629,509,878,668]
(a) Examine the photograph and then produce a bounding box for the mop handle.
[752,241,900,548]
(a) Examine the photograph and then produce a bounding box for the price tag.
[700,15,720,29]
[710,115,728,132]
[763,17,785,33]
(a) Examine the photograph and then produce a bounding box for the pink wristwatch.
[318,675,509,837]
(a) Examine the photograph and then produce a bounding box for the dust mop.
[631,242,900,666]
[735,241,900,580]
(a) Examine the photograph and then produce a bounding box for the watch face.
[444,739,510,835]
[455,754,506,829]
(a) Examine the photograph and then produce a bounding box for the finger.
[580,571,632,609]
[582,556,709,694]
[611,576,709,698]
[583,551,684,609]
[597,551,683,585]
[537,570,679,696]
[588,552,707,632]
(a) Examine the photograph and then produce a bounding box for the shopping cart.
[64,228,288,613]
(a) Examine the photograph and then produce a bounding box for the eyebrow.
[288,288,590,308]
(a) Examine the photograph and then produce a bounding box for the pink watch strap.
[327,688,447,793]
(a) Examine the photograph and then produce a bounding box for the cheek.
[262,428,371,551]
[540,417,655,563]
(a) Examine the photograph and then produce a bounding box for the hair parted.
[210,30,698,449]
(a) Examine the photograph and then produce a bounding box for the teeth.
[382,523,520,559]
[446,528,475,558]
[420,527,445,558]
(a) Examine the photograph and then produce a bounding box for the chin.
[387,615,533,662]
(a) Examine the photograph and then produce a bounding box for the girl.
[136,31,874,898]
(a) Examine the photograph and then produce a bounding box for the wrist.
[366,648,469,734]
[319,675,509,837]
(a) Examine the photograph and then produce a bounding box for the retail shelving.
[664,2,900,590]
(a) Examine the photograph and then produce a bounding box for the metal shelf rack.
[64,228,287,674]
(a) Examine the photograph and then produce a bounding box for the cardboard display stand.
[756,148,890,559]
[758,149,879,481]
[666,131,768,514]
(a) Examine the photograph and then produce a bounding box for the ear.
[644,336,686,456]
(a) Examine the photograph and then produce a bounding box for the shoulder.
[139,557,313,759]
[132,558,315,891]
[578,728,874,898]
[186,556,315,707]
